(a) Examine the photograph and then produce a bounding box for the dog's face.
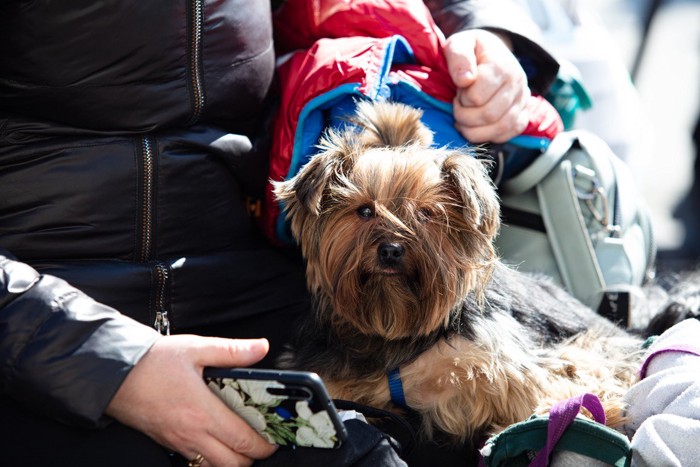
[274,101,500,340]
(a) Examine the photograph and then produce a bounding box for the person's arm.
[624,319,700,466]
[106,335,278,466]
[425,0,562,144]
[424,0,559,94]
[0,251,278,465]
[0,250,160,427]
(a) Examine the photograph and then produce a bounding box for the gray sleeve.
[623,319,700,466]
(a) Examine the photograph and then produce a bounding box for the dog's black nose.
[378,242,405,266]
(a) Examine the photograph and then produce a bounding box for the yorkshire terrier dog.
[273,101,644,444]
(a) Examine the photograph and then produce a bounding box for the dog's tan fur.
[278,101,498,340]
[274,100,642,443]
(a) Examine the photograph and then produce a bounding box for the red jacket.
[264,0,563,243]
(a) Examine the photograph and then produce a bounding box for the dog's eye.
[357,205,374,219]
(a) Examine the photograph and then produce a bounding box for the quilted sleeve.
[0,250,160,428]
[624,319,700,466]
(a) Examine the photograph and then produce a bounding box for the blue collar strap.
[387,367,408,408]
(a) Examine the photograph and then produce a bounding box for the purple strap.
[528,393,606,467]
[639,344,700,379]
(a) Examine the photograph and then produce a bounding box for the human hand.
[444,29,530,143]
[106,335,278,467]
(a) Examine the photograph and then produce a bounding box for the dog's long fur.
[274,101,645,443]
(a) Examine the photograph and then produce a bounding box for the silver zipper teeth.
[153,262,171,335]
[188,0,204,123]
[139,136,168,334]
[140,136,154,262]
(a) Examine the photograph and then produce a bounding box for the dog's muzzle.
[378,242,404,268]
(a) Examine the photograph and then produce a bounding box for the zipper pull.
[154,310,171,335]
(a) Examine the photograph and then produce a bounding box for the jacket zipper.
[150,0,203,332]
[140,4,202,332]
[153,262,171,335]
[139,136,155,262]
[139,136,172,335]
[187,0,204,124]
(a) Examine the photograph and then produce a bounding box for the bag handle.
[538,158,605,308]
[529,393,606,467]
[500,132,581,196]
[502,130,619,309]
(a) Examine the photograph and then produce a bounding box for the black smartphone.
[203,368,348,449]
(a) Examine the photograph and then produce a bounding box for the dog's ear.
[441,152,501,240]
[274,125,361,212]
[352,100,434,149]
[273,149,340,218]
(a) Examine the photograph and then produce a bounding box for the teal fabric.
[482,415,631,467]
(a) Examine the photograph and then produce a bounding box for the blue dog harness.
[387,367,408,409]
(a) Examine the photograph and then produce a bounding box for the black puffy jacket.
[0,0,310,428]
[0,0,557,429]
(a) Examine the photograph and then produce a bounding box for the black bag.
[255,419,407,467]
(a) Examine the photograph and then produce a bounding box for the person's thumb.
[194,337,270,368]
[444,30,478,88]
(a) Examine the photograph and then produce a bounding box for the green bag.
[480,393,631,467]
[495,130,656,326]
